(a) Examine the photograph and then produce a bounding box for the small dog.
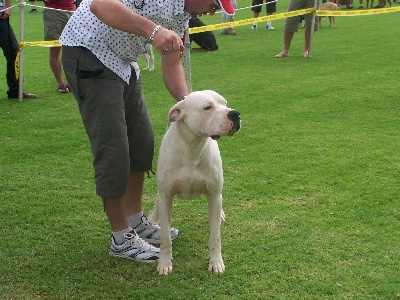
[142,43,154,71]
[318,2,339,27]
[189,18,218,51]
[149,90,241,275]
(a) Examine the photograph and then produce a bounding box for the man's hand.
[151,27,185,56]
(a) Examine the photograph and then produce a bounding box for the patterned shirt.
[59,0,190,83]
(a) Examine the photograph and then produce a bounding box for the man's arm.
[161,51,191,101]
[1,0,12,18]
[90,0,184,54]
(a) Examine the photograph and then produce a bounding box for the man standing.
[43,0,75,93]
[0,0,37,99]
[251,0,276,30]
[275,0,317,58]
[60,0,234,262]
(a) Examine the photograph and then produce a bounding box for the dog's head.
[168,90,240,140]
[201,35,218,51]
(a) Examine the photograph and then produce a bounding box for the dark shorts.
[61,46,154,198]
[251,0,276,13]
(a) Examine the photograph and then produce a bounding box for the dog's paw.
[157,262,173,276]
[208,260,225,273]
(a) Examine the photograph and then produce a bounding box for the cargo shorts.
[43,9,74,40]
[284,0,318,33]
[61,46,154,198]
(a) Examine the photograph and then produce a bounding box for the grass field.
[1,1,399,299]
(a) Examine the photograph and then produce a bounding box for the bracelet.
[148,25,161,44]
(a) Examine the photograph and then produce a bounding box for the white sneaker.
[266,25,274,30]
[110,231,160,263]
[251,23,258,30]
[134,215,179,244]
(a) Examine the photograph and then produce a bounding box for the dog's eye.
[204,106,212,111]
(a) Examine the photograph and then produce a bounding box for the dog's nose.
[227,110,240,121]
[227,110,241,130]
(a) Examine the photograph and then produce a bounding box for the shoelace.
[141,215,161,230]
[126,231,154,251]
[133,233,155,251]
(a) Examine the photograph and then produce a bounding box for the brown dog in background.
[318,2,339,27]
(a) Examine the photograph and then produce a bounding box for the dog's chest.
[171,162,222,200]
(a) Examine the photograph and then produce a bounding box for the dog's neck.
[173,121,211,159]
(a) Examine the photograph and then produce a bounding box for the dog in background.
[189,18,218,51]
[149,90,240,275]
[142,43,154,71]
[318,2,339,27]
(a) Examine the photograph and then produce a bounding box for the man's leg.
[0,20,19,97]
[123,172,145,218]
[49,47,68,90]
[304,30,311,57]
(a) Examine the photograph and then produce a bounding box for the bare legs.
[275,30,312,58]
[105,172,144,232]
[50,47,69,92]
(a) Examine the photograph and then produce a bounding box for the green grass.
[1,1,400,299]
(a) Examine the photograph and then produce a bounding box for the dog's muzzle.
[227,110,241,133]
[210,110,241,140]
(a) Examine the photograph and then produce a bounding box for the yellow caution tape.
[15,40,61,79]
[14,4,400,77]
[189,8,314,33]
[189,6,400,33]
[317,6,400,16]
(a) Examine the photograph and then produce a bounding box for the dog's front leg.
[156,193,174,275]
[148,193,160,223]
[207,194,225,273]
[144,54,150,70]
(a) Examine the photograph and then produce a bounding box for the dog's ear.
[168,101,186,126]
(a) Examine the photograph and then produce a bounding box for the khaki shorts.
[284,0,318,32]
[43,9,73,40]
[61,46,154,198]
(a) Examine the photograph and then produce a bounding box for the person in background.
[220,0,237,35]
[251,0,276,30]
[60,0,235,262]
[0,0,37,99]
[29,0,37,13]
[43,0,75,93]
[275,0,317,59]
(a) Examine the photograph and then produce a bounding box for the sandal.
[275,52,288,58]
[57,84,70,94]
[303,51,311,58]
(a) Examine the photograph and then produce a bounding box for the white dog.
[142,44,154,71]
[149,90,241,276]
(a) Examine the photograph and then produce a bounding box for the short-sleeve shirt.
[59,0,190,83]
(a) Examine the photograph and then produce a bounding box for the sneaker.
[359,5,364,8]
[266,25,274,30]
[134,214,179,244]
[110,231,160,263]
[251,23,257,30]
[29,9,37,13]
